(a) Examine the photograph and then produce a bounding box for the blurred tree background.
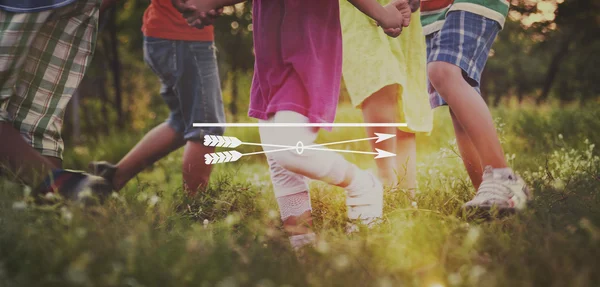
[63,0,600,145]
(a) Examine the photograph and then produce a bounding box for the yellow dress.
[340,1,434,133]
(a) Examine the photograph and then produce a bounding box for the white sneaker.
[463,166,531,217]
[346,172,384,226]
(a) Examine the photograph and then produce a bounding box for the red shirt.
[420,0,454,11]
[142,0,214,41]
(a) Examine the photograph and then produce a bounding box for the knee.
[269,150,300,173]
[427,62,460,90]
[396,130,416,141]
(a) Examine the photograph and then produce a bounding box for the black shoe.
[33,169,112,203]
[88,161,117,189]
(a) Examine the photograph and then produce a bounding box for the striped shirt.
[0,0,77,13]
[421,0,509,35]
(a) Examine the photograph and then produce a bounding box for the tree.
[213,2,254,121]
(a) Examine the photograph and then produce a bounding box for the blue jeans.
[143,36,225,140]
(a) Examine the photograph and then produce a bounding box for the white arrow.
[204,135,243,148]
[374,133,396,143]
[202,133,397,165]
[204,147,395,165]
[299,147,396,159]
[374,148,396,159]
[204,133,395,149]
[204,151,243,164]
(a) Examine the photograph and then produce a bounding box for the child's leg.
[361,85,399,185]
[260,111,383,223]
[182,142,215,195]
[0,123,57,185]
[361,84,417,191]
[427,62,507,169]
[395,130,417,191]
[424,11,530,214]
[107,123,186,190]
[450,109,483,189]
[265,156,315,249]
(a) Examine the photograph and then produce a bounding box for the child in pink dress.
[184,0,411,249]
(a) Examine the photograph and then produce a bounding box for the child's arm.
[172,0,244,28]
[187,0,244,10]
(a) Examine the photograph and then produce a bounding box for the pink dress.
[248,0,343,126]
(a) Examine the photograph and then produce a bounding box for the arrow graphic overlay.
[194,123,408,128]
[202,134,397,165]
[204,135,243,148]
[204,133,395,149]
[204,151,243,164]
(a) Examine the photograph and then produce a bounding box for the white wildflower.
[148,195,160,207]
[12,201,27,210]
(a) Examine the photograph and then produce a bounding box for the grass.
[1,104,599,287]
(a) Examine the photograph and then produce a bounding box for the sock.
[345,166,374,196]
[289,233,316,250]
[493,167,515,179]
[276,191,312,221]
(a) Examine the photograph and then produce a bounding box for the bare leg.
[261,111,383,232]
[0,122,57,185]
[112,123,185,190]
[361,84,399,185]
[395,130,417,190]
[427,62,507,169]
[182,141,215,196]
[283,210,313,235]
[450,109,483,189]
[45,156,62,169]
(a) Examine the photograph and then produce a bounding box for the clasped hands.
[171,0,420,38]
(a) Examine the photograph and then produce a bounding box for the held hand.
[383,27,402,38]
[171,0,197,15]
[392,0,412,27]
[377,2,405,30]
[172,0,223,29]
[186,8,223,28]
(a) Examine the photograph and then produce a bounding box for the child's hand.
[171,0,222,29]
[382,27,402,37]
[187,8,224,29]
[377,1,405,30]
[171,0,197,15]
[392,0,412,27]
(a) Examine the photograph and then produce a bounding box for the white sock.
[493,167,515,179]
[345,166,374,195]
[289,233,316,250]
[276,191,312,221]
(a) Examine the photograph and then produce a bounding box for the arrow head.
[231,151,243,161]
[375,148,396,159]
[374,133,396,143]
[229,137,242,148]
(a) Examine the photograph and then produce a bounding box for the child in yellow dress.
[340,0,434,192]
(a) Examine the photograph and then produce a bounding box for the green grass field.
[1,104,599,287]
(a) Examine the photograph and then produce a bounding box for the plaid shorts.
[426,10,500,108]
[0,0,100,158]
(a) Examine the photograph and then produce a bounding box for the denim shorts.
[143,36,225,140]
[426,11,500,109]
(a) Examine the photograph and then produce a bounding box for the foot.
[88,161,117,189]
[33,170,112,203]
[463,166,531,218]
[346,171,384,226]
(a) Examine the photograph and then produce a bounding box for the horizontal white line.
[193,123,408,127]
